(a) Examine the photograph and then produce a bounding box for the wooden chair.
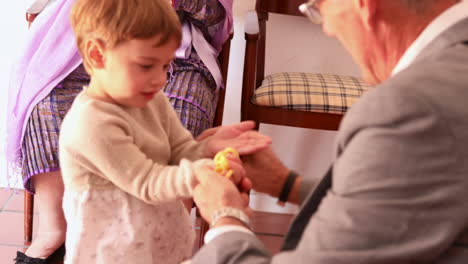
[24,193,34,245]
[241,0,370,131]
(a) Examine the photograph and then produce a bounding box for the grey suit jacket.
[191,18,468,263]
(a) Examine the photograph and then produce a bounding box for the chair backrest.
[212,33,233,127]
[256,0,305,17]
[241,0,359,131]
[250,0,305,90]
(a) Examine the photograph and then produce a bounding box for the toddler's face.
[99,34,178,108]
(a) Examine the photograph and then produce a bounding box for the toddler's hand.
[193,151,246,189]
[204,129,272,158]
[214,147,239,179]
[214,148,246,186]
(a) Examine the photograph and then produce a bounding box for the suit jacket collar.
[393,0,468,76]
[413,17,468,65]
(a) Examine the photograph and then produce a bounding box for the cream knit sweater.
[59,91,207,264]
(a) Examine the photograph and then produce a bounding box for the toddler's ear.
[85,39,106,69]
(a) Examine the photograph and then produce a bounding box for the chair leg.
[24,191,34,246]
[198,219,210,247]
[195,207,210,249]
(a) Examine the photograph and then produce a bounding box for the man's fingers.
[239,177,252,193]
[226,155,242,164]
[231,131,272,155]
[240,192,250,207]
[230,120,255,132]
[227,160,246,184]
[239,130,271,141]
[236,141,270,155]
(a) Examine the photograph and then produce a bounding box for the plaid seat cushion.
[251,72,371,115]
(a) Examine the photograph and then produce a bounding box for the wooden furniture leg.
[24,191,34,246]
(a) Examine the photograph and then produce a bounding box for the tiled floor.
[0,189,33,263]
[0,188,293,263]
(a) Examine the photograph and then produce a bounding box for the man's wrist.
[210,207,252,230]
[212,217,250,229]
[277,170,300,206]
[271,167,290,198]
[289,176,302,204]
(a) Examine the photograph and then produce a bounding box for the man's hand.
[193,165,252,225]
[196,121,255,141]
[242,147,290,198]
[216,154,247,187]
[200,121,272,157]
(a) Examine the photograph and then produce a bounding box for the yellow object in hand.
[214,147,239,179]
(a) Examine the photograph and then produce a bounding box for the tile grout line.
[0,192,14,212]
[0,243,28,248]
[2,210,38,214]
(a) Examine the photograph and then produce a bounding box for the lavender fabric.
[173,0,233,90]
[172,0,234,51]
[211,0,234,52]
[6,0,81,181]
[173,0,233,52]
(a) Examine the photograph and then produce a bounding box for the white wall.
[0,1,31,188]
[226,1,360,213]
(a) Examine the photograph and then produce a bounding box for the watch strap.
[277,170,299,206]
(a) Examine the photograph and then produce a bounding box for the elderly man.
[190,0,468,263]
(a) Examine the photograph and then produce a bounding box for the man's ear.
[355,0,378,32]
[84,38,106,69]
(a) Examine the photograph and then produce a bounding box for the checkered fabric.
[251,72,371,115]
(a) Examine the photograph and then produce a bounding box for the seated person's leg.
[164,67,218,137]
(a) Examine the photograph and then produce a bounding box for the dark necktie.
[281,166,332,251]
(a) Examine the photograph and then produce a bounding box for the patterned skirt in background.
[164,58,219,137]
[167,0,225,137]
[21,65,89,193]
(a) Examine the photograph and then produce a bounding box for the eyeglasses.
[299,0,323,24]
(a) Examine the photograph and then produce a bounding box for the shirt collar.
[392,0,468,76]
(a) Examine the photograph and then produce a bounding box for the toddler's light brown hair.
[70,0,181,72]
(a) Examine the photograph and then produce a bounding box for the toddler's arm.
[60,110,209,205]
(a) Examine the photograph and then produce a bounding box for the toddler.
[59,0,270,263]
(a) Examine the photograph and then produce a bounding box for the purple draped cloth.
[207,0,233,52]
[6,0,82,181]
[173,0,233,90]
[173,0,233,52]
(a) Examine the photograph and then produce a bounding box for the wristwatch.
[277,170,299,206]
[210,207,253,230]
